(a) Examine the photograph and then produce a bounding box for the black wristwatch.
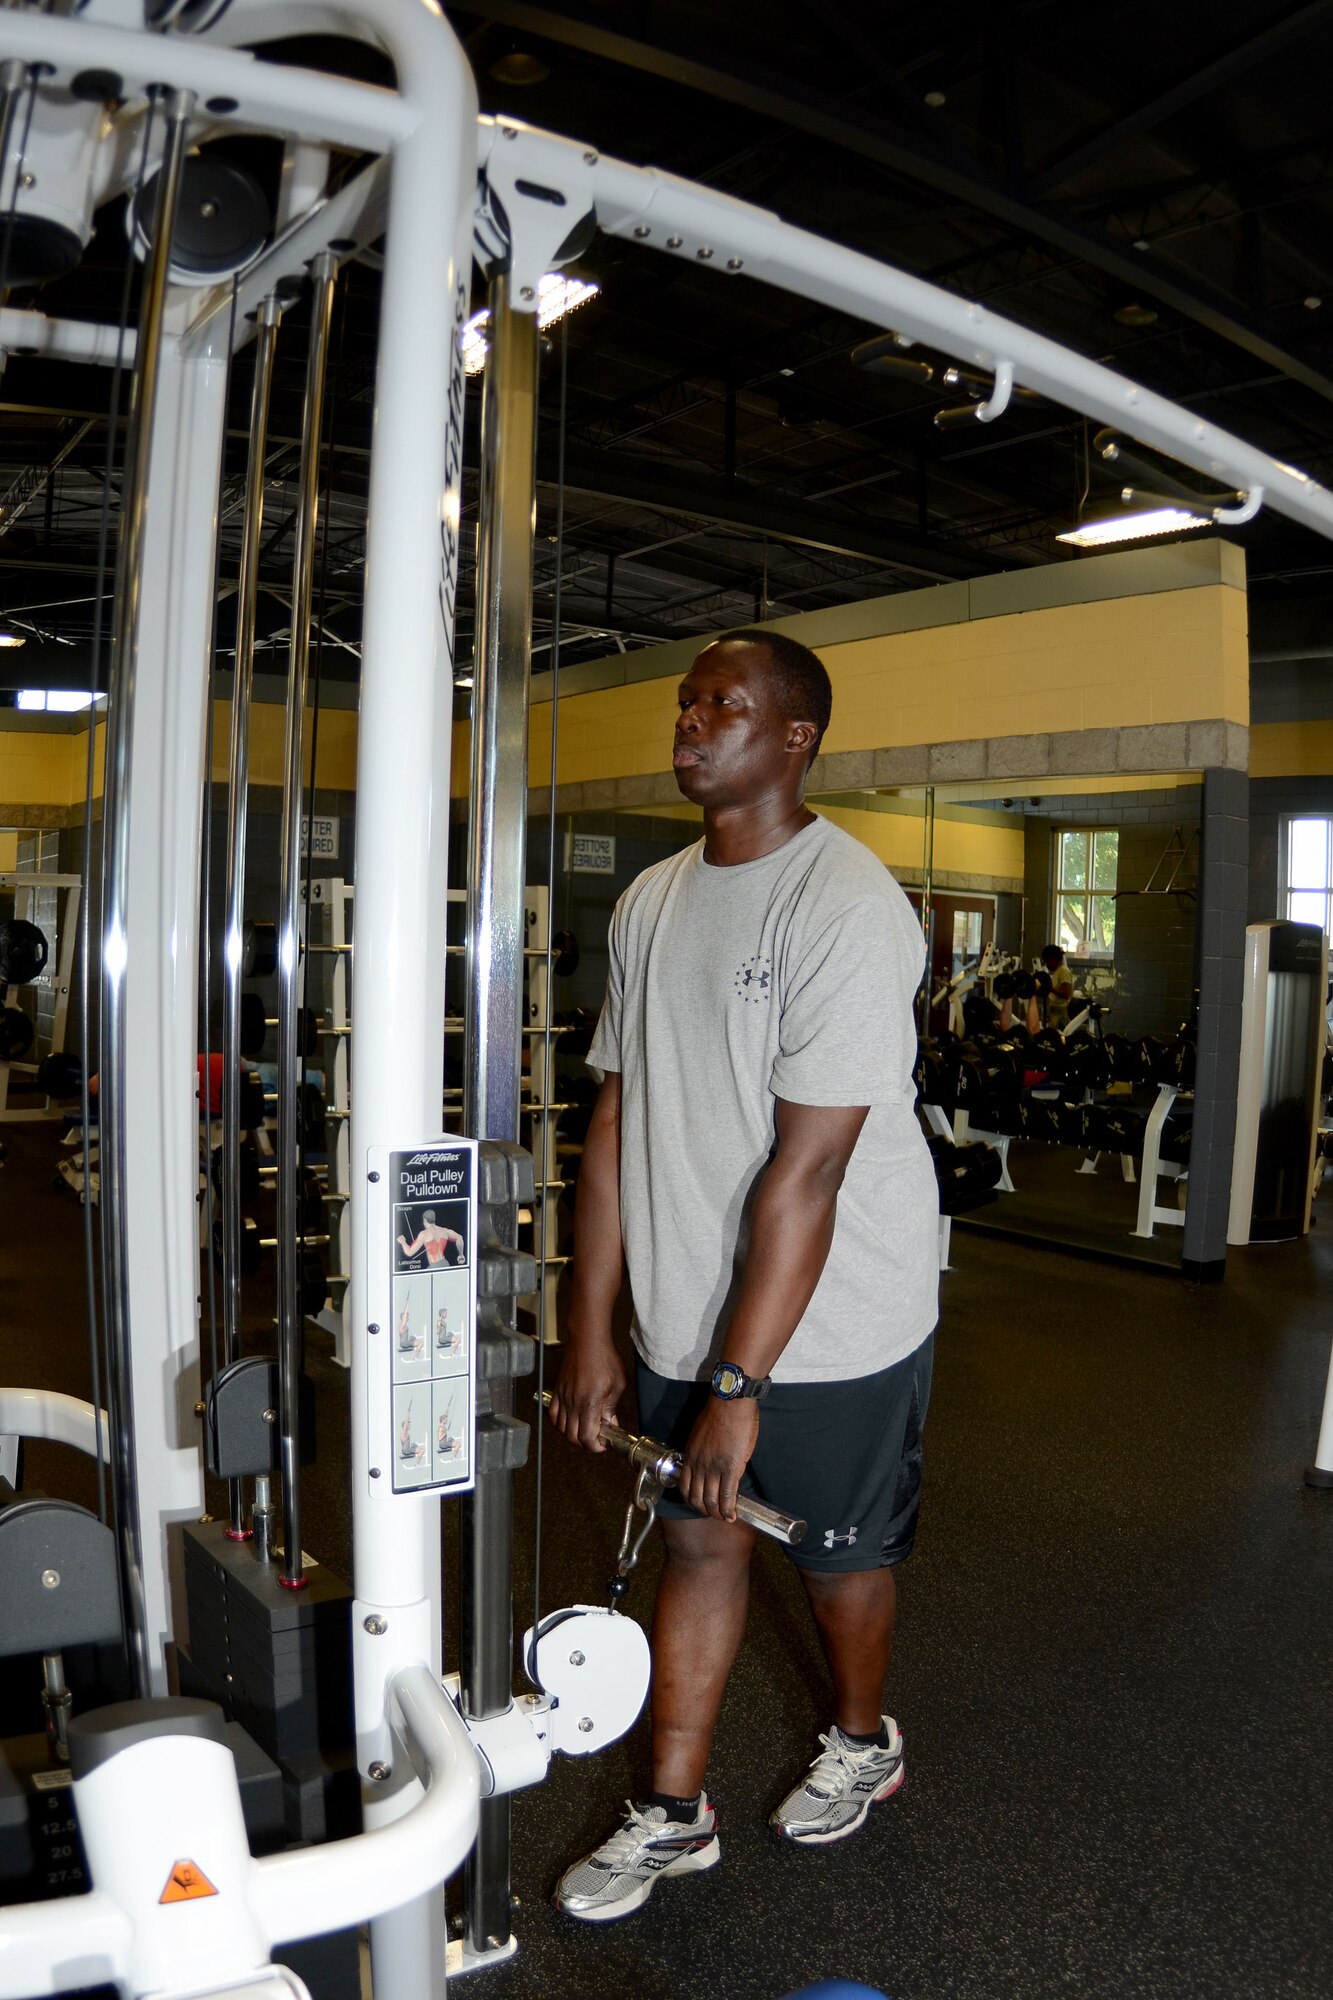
[711,1361,771,1402]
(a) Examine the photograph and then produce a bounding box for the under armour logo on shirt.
[824,1525,859,1549]
[734,956,772,1003]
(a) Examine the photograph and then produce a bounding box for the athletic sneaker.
[554,1796,720,1921]
[769,1717,904,1844]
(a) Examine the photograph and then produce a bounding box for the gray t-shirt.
[589,814,939,1384]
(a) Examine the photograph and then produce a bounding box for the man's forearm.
[718,1156,840,1380]
[711,1098,867,1382]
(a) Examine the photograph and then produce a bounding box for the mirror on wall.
[824,776,1201,1270]
[526,776,1203,1277]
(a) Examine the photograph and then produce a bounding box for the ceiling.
[4,0,1333,690]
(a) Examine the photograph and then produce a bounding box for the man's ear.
[787,718,818,759]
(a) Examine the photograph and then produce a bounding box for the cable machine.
[2,4,1333,1997]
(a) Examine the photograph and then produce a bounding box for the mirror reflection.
[532,775,1204,1279]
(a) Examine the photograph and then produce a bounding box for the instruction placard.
[366,1140,478,1498]
[566,831,616,875]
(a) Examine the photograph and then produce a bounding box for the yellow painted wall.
[0,831,18,871]
[225,703,359,791]
[820,585,1248,749]
[0,704,359,816]
[0,723,101,810]
[530,582,1248,786]
[1250,722,1333,778]
[813,802,1025,881]
[596,799,1023,883]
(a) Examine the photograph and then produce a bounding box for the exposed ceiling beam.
[1029,1,1333,198]
[448,0,1333,407]
[542,449,991,581]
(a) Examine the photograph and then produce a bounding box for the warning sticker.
[160,1860,218,1904]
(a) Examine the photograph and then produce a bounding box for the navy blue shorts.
[634,1335,933,1573]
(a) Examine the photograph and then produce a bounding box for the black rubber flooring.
[957,1134,1183,1271]
[2,1115,1332,1998]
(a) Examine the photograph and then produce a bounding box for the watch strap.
[711,1362,771,1401]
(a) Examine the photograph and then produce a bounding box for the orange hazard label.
[159,1860,218,1904]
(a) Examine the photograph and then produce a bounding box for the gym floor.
[3,1118,1332,1999]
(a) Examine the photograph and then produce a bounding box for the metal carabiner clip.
[609,1465,664,1605]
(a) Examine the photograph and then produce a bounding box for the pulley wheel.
[133,156,271,281]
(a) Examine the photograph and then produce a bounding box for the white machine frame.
[5,0,1333,1992]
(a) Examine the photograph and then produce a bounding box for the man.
[1038,942,1076,1030]
[548,628,939,1922]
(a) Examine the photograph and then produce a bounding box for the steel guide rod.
[98,86,194,1700]
[460,271,540,1960]
[221,292,282,1542]
[276,251,337,1590]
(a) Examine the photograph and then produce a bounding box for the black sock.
[837,1722,890,1749]
[643,1790,702,1823]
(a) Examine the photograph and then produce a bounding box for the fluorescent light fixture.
[0,629,26,648]
[1056,506,1210,549]
[15,688,94,710]
[462,271,600,375]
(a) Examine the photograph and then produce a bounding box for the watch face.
[714,1363,744,1399]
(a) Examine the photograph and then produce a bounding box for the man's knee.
[661,1516,756,1571]
[798,1562,895,1606]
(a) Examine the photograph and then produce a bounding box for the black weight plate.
[0,1007,35,1060]
[242,922,278,980]
[0,919,49,985]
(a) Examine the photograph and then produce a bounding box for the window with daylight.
[1053,828,1118,958]
[1283,816,1333,937]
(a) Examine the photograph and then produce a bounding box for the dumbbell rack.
[307,878,354,1367]
[523,885,565,1343]
[1129,1084,1188,1239]
[440,883,572,1342]
[0,870,81,1123]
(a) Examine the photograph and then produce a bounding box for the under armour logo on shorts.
[823,1525,858,1549]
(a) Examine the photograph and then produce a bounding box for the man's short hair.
[718,627,832,763]
[1040,944,1065,969]
[423,1210,435,1224]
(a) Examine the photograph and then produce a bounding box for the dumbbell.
[212,1215,261,1275]
[1063,1038,1111,1091]
[0,1006,35,1061]
[242,920,277,978]
[37,1050,83,1097]
[210,1137,261,1204]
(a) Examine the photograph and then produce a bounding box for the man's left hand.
[678,1396,760,1523]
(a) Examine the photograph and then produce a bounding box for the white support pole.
[119,338,230,1690]
[338,15,479,2000]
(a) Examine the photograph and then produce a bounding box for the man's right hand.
[547,1336,626,1452]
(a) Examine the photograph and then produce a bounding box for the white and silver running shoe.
[770,1718,905,1845]
[554,1797,720,1922]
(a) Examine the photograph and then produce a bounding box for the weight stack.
[173,1520,360,1845]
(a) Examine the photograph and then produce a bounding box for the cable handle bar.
[538,1391,805,1546]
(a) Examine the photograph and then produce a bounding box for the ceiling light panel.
[1056,507,1210,549]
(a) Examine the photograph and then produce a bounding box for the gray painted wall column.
[1182,766,1250,1278]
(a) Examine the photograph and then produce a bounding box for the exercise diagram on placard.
[390,1164,474,1492]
